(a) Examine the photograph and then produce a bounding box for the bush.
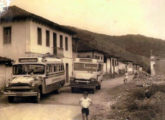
[130,110,152,120]
[150,84,165,94]
[131,88,146,100]
[107,82,165,120]
[126,101,138,111]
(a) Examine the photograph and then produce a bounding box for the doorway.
[66,63,69,83]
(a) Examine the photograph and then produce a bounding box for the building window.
[60,35,63,48]
[37,27,42,45]
[46,30,50,47]
[65,37,68,51]
[3,27,11,44]
[53,33,57,55]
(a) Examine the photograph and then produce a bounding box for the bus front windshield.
[13,64,45,75]
[74,63,98,72]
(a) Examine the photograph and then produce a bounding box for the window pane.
[74,63,97,71]
[37,28,42,45]
[13,64,45,75]
[3,27,11,44]
[46,30,50,47]
[65,37,68,50]
[60,35,63,48]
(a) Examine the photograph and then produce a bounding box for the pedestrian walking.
[124,72,129,84]
[79,92,92,120]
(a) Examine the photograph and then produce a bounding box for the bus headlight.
[32,82,36,87]
[90,78,96,82]
[6,82,9,87]
[30,82,36,87]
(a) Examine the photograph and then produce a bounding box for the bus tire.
[96,85,101,90]
[91,88,95,94]
[8,96,14,103]
[34,90,41,103]
[71,87,76,93]
[54,89,59,94]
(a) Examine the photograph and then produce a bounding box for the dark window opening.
[3,27,11,44]
[60,35,63,48]
[46,30,50,47]
[65,37,68,51]
[37,27,42,45]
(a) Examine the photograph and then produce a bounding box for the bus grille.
[10,83,30,87]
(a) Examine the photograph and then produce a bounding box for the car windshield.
[74,63,98,72]
[13,64,45,75]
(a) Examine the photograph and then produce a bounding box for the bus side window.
[47,64,53,73]
[98,64,102,71]
[59,64,61,71]
[54,65,56,72]
[56,64,59,72]
[49,65,52,73]
[62,64,64,71]
[46,65,49,73]
[60,64,63,71]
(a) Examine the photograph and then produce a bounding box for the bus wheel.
[8,96,14,103]
[91,88,95,94]
[96,84,101,90]
[34,91,41,103]
[54,89,59,94]
[71,87,76,93]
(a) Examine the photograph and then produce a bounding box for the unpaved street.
[0,76,130,120]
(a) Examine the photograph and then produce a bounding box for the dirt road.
[0,76,130,120]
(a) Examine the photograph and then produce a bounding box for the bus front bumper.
[70,82,97,89]
[3,91,38,97]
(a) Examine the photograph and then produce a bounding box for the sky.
[7,0,165,40]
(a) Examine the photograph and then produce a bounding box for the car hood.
[10,76,34,84]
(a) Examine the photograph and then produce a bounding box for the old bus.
[70,58,103,93]
[4,57,65,103]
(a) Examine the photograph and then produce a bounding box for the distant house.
[118,61,127,74]
[78,50,104,63]
[104,55,119,76]
[125,61,134,74]
[0,6,76,83]
[77,50,123,76]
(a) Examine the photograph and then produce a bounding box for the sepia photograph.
[0,0,165,120]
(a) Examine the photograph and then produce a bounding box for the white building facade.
[0,6,76,83]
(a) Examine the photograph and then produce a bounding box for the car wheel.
[96,84,101,90]
[54,89,59,94]
[71,87,76,93]
[91,88,95,94]
[34,90,41,103]
[8,96,14,103]
[97,85,101,90]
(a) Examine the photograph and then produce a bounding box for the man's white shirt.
[80,97,92,108]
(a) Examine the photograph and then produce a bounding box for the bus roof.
[14,57,63,65]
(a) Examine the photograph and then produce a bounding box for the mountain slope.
[66,26,165,72]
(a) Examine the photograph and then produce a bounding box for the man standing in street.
[124,71,129,84]
[79,92,92,120]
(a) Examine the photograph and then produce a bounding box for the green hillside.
[66,26,165,72]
